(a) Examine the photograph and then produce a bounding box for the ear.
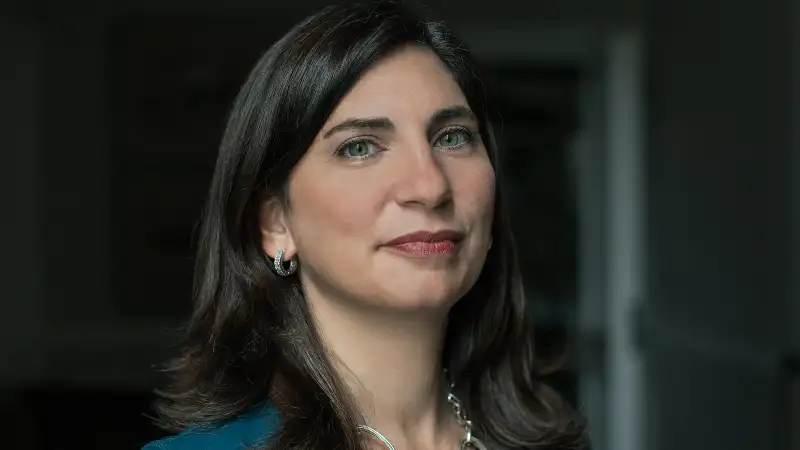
[258,196,297,260]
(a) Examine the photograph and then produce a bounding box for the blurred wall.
[1,17,45,386]
[645,0,799,449]
[790,0,800,358]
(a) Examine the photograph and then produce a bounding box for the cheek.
[453,159,496,226]
[288,170,383,246]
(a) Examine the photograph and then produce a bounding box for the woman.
[144,1,586,449]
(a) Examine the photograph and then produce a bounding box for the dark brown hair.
[154,1,586,448]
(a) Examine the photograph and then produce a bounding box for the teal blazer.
[143,405,280,450]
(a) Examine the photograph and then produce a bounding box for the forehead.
[326,45,468,121]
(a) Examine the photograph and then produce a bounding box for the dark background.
[1,0,798,449]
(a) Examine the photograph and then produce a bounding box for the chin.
[360,256,483,312]
[376,276,468,312]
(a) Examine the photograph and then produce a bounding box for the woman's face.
[264,45,495,312]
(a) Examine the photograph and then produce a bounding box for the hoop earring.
[272,248,297,277]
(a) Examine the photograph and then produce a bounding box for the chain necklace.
[356,392,488,449]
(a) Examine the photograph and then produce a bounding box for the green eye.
[434,129,471,149]
[338,139,378,159]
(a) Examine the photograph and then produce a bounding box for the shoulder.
[142,405,281,450]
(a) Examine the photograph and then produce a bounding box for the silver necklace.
[356,392,488,449]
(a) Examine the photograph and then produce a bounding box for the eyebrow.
[426,105,477,134]
[322,105,477,139]
[323,117,393,138]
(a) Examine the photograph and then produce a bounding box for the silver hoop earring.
[272,248,297,277]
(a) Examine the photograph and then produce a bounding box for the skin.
[260,45,495,449]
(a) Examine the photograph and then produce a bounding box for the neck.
[305,285,457,445]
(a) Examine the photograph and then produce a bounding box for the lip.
[383,230,464,257]
[384,230,464,246]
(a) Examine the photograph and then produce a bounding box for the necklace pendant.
[459,436,488,450]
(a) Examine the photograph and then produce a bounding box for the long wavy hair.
[153,1,586,449]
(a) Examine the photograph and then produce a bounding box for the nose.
[393,143,452,209]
